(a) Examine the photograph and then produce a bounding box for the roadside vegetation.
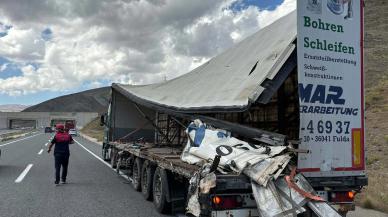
[80,117,104,142]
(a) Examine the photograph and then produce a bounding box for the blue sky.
[0,57,23,79]
[0,0,288,106]
[231,0,284,11]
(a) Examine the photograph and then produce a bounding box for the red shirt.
[51,132,73,155]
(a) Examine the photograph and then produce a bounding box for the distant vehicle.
[69,129,77,136]
[65,120,76,130]
[44,127,53,133]
[52,120,76,132]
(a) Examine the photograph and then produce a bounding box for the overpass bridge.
[0,112,98,130]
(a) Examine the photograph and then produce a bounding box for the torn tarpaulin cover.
[182,120,342,217]
[181,119,289,186]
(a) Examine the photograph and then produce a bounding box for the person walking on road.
[47,124,74,185]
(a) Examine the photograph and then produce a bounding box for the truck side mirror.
[100,114,105,126]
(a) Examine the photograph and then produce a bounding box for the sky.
[0,0,296,105]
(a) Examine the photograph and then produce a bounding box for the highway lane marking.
[38,149,44,155]
[0,133,43,147]
[73,139,133,182]
[45,142,48,146]
[15,164,33,183]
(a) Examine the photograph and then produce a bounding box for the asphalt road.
[1,133,387,217]
[0,133,168,217]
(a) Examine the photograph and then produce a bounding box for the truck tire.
[102,143,109,161]
[141,161,155,201]
[110,148,117,168]
[132,158,143,191]
[153,167,170,214]
[116,155,122,174]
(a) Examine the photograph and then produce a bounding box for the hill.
[358,0,388,212]
[23,87,110,114]
[0,104,29,112]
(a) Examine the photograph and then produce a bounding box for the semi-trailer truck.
[100,10,367,216]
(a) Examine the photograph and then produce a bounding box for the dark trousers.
[54,153,70,182]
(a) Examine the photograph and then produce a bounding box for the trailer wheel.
[102,143,109,161]
[141,161,155,200]
[110,148,117,168]
[132,158,143,191]
[116,154,122,174]
[153,167,170,214]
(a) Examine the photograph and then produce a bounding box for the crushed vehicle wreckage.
[182,119,342,217]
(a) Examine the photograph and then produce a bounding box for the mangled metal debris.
[252,172,339,217]
[181,119,342,217]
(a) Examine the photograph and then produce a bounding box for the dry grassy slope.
[357,0,388,212]
[80,117,104,142]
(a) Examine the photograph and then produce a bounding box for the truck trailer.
[100,11,366,217]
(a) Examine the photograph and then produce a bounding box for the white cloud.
[0,0,296,96]
[0,63,8,72]
[0,27,45,62]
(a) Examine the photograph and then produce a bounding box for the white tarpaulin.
[181,119,289,186]
[182,120,342,217]
[112,11,296,112]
